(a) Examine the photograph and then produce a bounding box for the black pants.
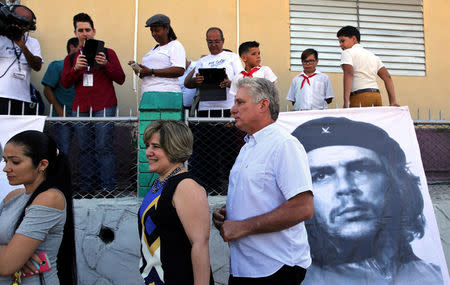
[0,97,34,115]
[228,265,306,285]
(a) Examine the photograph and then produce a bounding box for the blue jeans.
[53,122,73,156]
[72,106,116,191]
[53,109,74,155]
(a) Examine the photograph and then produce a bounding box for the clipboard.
[198,68,227,101]
[84,39,105,69]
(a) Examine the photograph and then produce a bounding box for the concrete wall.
[18,0,450,119]
[74,189,449,285]
[74,198,143,285]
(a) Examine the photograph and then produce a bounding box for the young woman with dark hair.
[0,130,77,285]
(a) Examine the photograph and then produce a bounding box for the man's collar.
[244,122,277,144]
[210,50,225,56]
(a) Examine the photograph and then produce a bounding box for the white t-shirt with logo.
[195,51,243,110]
[141,40,186,94]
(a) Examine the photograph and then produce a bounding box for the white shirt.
[178,60,196,107]
[340,44,384,92]
[229,65,278,95]
[141,40,186,94]
[0,35,41,102]
[286,70,334,110]
[226,123,313,277]
[195,51,243,110]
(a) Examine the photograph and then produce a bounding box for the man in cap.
[61,12,125,192]
[292,117,443,285]
[213,78,314,284]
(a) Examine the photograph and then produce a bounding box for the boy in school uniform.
[229,41,277,96]
[337,25,399,108]
[287,48,334,111]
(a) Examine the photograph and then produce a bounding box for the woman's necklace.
[151,166,184,193]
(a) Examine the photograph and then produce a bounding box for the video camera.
[0,3,36,41]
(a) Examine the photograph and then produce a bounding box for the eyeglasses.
[302,59,316,64]
[207,40,222,44]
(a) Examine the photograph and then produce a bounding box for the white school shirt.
[0,35,41,102]
[226,123,313,277]
[194,51,243,110]
[340,43,384,92]
[286,70,334,110]
[141,40,186,94]
[229,65,278,96]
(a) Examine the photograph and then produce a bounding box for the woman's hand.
[21,254,43,276]
[138,65,152,78]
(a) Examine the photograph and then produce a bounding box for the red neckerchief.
[241,66,261,78]
[300,73,317,89]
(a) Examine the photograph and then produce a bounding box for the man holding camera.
[61,13,125,192]
[0,5,42,115]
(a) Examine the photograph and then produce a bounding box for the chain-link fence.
[43,115,448,199]
[414,121,450,194]
[44,117,138,199]
[187,119,246,196]
[185,116,450,196]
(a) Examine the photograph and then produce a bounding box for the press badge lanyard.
[80,49,93,87]
[11,39,26,80]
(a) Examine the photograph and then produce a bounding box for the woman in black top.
[138,120,213,285]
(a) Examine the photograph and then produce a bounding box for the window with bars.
[289,0,425,76]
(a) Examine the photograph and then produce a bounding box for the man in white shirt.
[184,27,243,193]
[287,49,334,110]
[213,78,314,284]
[184,27,243,114]
[0,5,42,115]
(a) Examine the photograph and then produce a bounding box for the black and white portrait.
[277,107,449,285]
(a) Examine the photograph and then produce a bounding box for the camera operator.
[0,5,42,115]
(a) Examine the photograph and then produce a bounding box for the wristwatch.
[151,69,155,77]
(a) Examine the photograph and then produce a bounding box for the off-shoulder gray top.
[0,190,66,285]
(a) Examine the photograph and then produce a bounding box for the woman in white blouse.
[130,14,186,94]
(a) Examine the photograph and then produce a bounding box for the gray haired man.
[213,78,314,284]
